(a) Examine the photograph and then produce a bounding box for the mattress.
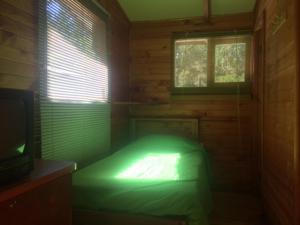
[72,135,212,225]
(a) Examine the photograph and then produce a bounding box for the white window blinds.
[39,0,110,164]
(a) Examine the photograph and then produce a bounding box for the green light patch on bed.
[116,153,181,180]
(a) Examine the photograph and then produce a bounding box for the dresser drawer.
[0,175,72,225]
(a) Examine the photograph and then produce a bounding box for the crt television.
[0,88,34,183]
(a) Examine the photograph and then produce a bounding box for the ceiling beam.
[203,0,211,22]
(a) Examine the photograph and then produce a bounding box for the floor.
[210,192,265,225]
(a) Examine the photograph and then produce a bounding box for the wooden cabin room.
[0,0,299,225]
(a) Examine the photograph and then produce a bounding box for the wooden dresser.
[0,160,76,225]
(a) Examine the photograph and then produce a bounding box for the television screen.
[0,99,26,161]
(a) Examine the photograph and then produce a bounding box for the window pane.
[46,0,108,103]
[174,39,208,87]
[214,42,246,83]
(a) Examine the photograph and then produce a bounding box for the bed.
[72,118,212,225]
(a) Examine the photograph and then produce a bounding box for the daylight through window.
[174,34,251,94]
[40,0,111,162]
[46,0,108,103]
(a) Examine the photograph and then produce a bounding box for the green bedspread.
[72,135,212,225]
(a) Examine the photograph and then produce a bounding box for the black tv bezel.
[0,88,34,183]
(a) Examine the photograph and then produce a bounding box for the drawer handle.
[9,200,17,208]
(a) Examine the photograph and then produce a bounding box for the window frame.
[172,32,253,95]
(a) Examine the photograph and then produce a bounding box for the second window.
[173,34,252,94]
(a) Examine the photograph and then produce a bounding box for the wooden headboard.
[130,118,199,140]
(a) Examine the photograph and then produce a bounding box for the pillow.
[123,134,202,154]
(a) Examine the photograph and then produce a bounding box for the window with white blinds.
[39,0,110,164]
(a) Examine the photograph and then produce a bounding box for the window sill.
[170,85,252,101]
[170,94,252,102]
[171,85,251,95]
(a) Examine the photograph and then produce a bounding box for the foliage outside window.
[173,34,252,94]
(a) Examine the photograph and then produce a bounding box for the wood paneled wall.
[0,0,37,90]
[97,0,131,150]
[0,0,130,151]
[255,0,298,224]
[129,13,259,192]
